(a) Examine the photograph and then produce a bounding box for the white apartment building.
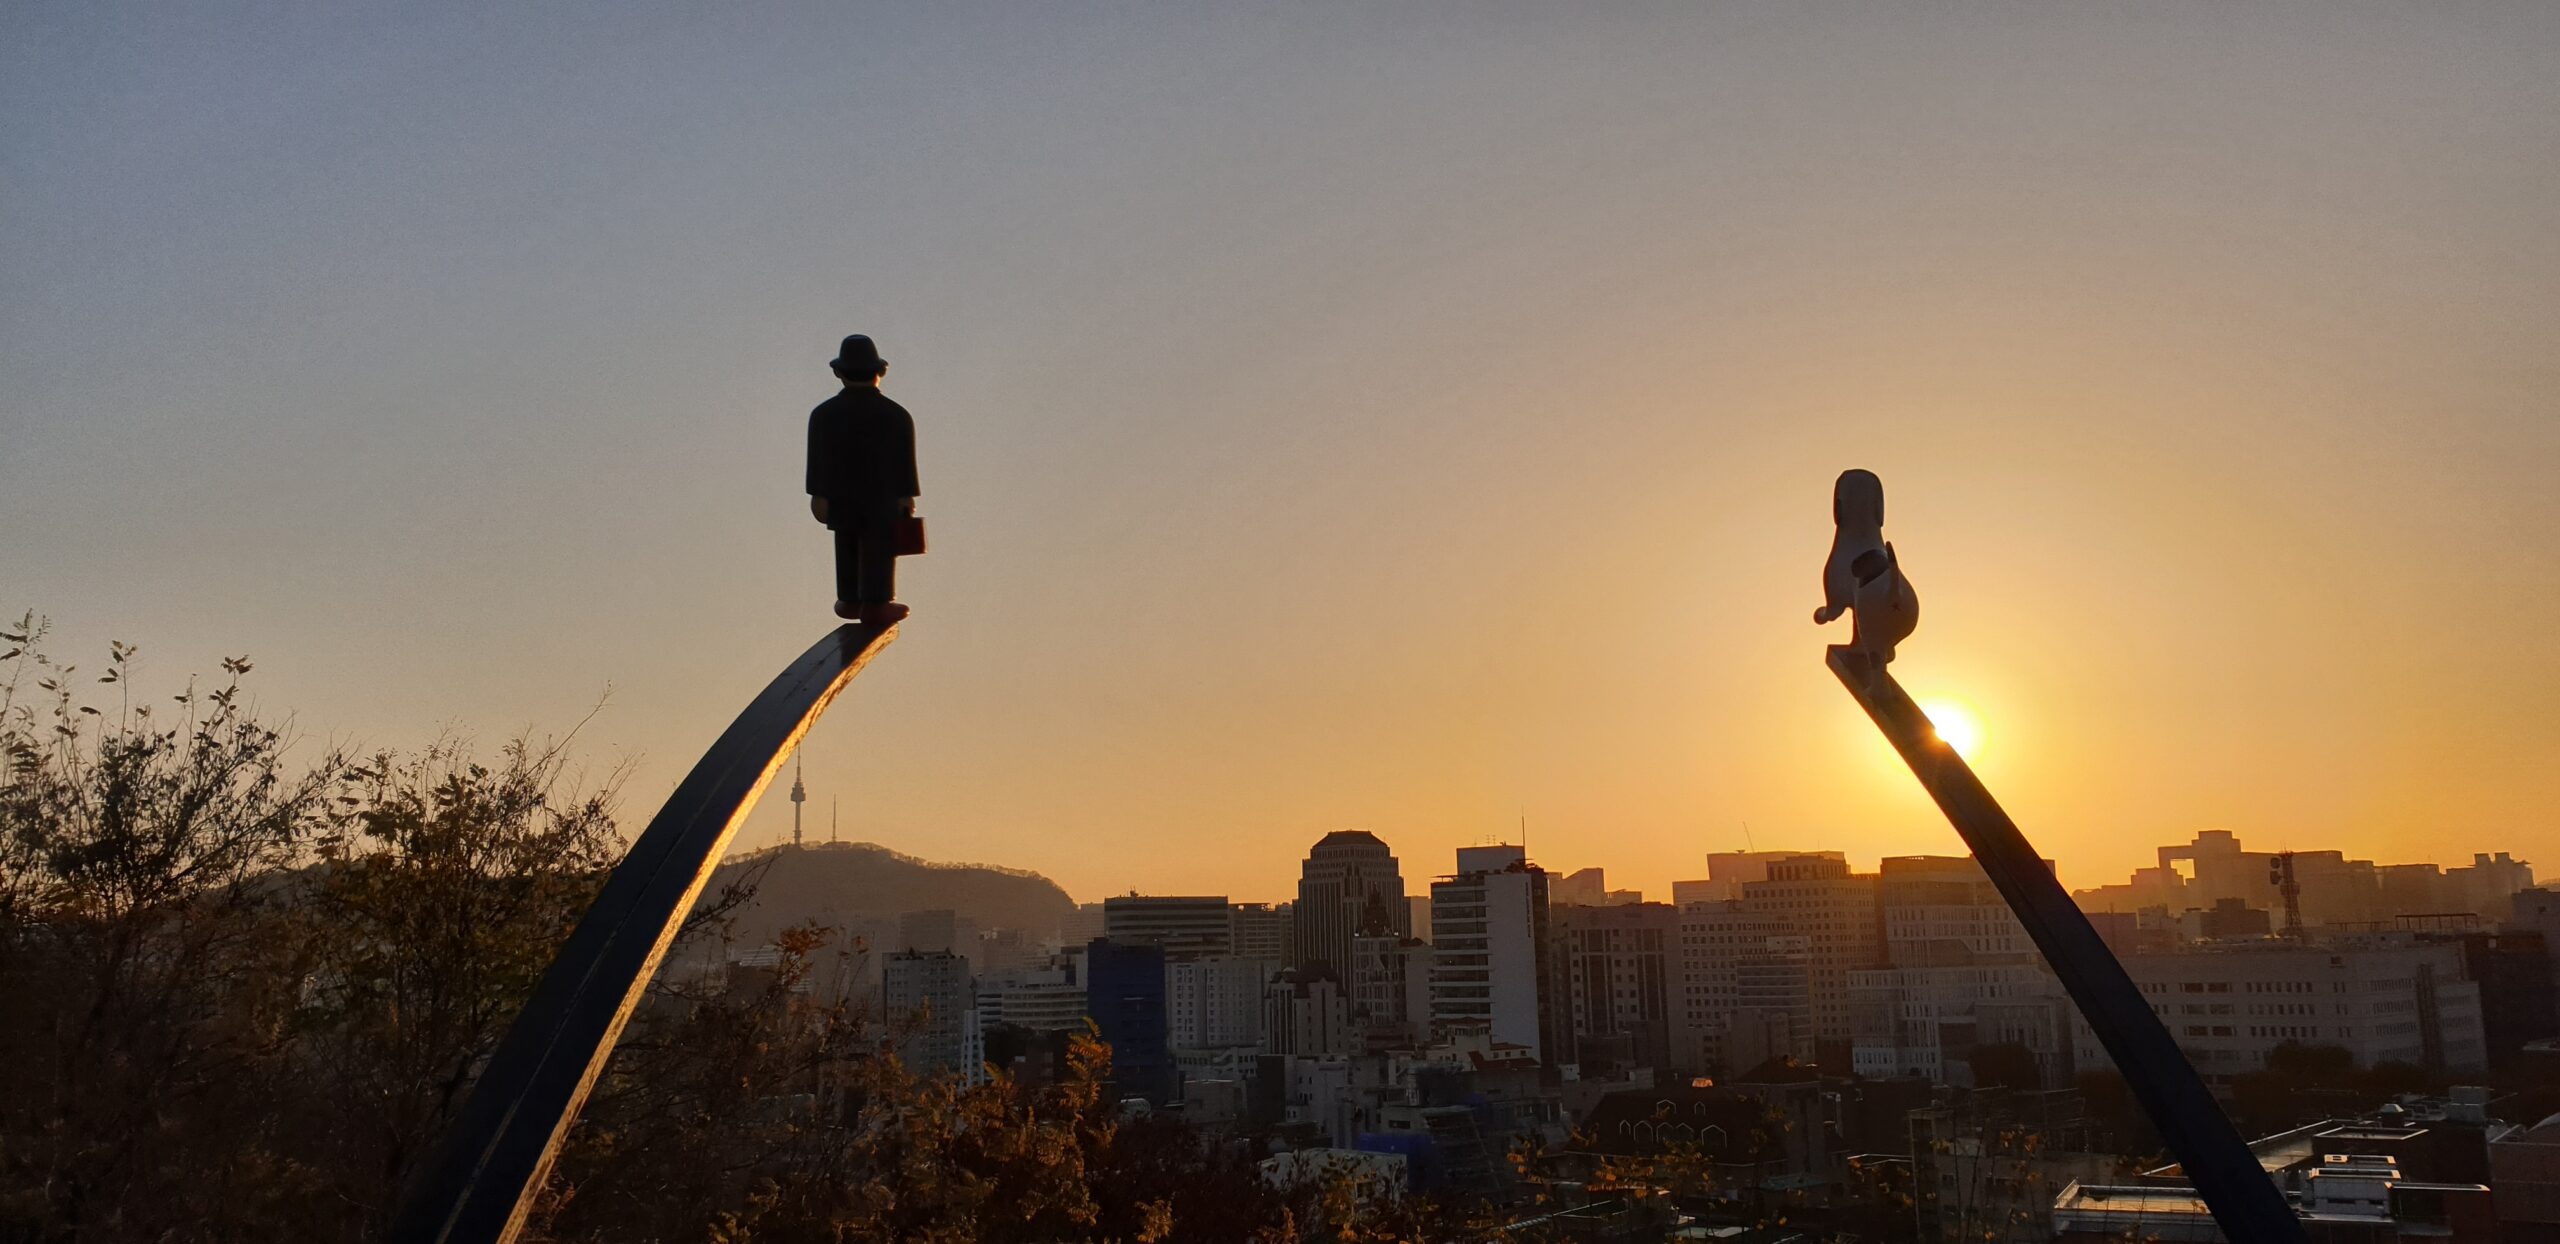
[1168,954,1273,1050]
[1740,855,1882,1050]
[976,956,1088,1034]
[2072,938,2488,1087]
[1103,894,1235,959]
[1430,845,1559,1061]
[883,949,984,1083]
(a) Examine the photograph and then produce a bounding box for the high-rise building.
[1264,966,1356,1056]
[897,909,980,961]
[1674,902,1812,1073]
[2450,853,2535,922]
[976,956,1088,1034]
[1230,901,1294,962]
[1167,954,1272,1050]
[1555,868,1609,907]
[883,949,983,1083]
[1103,894,1234,959]
[1294,831,1410,974]
[1350,933,1433,1048]
[1670,879,1725,907]
[1085,939,1174,1104]
[2453,930,2556,1070]
[1059,902,1108,951]
[1677,850,1850,904]
[1740,854,1882,1057]
[1430,845,1561,1062]
[1407,895,1433,943]
[1553,900,1679,1072]
[1733,936,1816,1068]
[1849,855,2059,1085]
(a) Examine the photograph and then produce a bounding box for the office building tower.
[976,956,1088,1034]
[1293,830,1410,975]
[1679,849,1850,904]
[1554,900,1680,1071]
[1732,936,1816,1068]
[897,908,980,960]
[1671,879,1725,907]
[1085,939,1174,1104]
[1059,902,1108,952]
[1849,855,2059,1085]
[1740,854,1882,1057]
[1350,933,1433,1048]
[1230,901,1294,963]
[883,949,983,1083]
[1555,868,1609,907]
[1429,845,1561,1062]
[1264,966,1356,1057]
[1675,902,1815,1073]
[1103,894,1234,959]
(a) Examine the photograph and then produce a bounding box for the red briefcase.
[895,515,928,556]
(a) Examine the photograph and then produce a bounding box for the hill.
[703,840,1078,949]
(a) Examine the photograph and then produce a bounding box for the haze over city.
[8,4,2556,904]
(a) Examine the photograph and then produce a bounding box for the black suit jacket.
[806,386,921,507]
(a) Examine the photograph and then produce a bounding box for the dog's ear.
[1851,549,1890,583]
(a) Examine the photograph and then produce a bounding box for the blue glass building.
[1083,938,1173,1105]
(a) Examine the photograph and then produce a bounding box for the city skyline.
[9,4,2557,904]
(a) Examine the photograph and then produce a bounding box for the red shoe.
[833,600,863,621]
[868,601,911,624]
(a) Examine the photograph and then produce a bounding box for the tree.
[1,617,1488,1242]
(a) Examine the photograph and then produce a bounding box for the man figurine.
[807,334,920,623]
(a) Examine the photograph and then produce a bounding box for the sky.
[6,3,2557,905]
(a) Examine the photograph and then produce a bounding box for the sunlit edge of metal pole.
[1826,645,2304,1244]
[393,622,897,1244]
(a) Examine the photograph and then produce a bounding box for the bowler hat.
[830,334,885,374]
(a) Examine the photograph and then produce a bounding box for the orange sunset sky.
[6,5,2555,902]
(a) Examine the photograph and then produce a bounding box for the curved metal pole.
[392,622,898,1244]
[1827,646,2305,1244]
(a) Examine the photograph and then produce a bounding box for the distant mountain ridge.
[703,840,1077,949]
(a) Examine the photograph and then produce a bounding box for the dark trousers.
[831,500,903,604]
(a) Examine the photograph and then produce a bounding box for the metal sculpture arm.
[1827,645,2304,1243]
[392,622,899,1244]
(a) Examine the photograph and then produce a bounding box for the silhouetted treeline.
[0,617,1486,1243]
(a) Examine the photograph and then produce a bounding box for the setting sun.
[1917,697,1985,761]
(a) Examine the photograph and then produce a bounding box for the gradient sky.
[7,4,2556,905]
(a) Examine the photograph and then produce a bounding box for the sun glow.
[1917,698,1985,761]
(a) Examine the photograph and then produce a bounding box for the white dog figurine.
[1814,469,1918,669]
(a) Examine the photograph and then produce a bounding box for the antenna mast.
[2273,851,2303,938]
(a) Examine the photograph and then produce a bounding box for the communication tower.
[789,758,805,848]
